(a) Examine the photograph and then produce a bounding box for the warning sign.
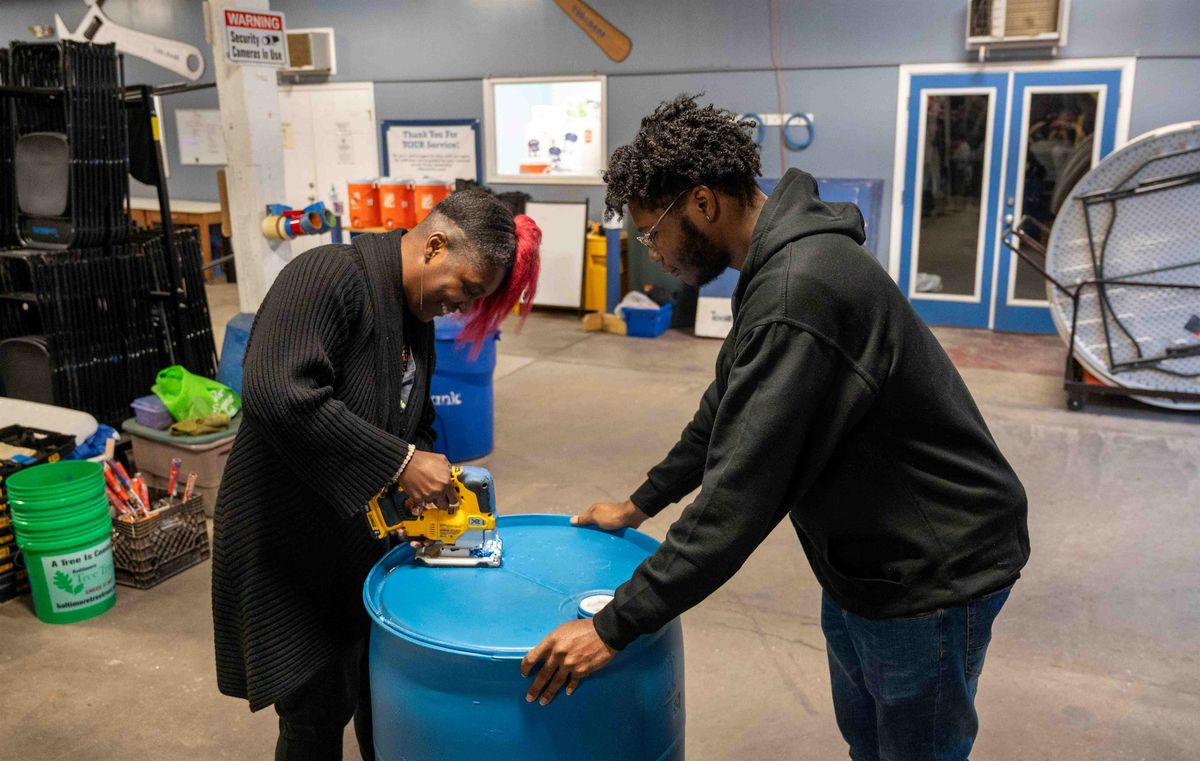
[222,9,289,67]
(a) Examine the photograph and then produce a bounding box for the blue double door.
[898,66,1126,332]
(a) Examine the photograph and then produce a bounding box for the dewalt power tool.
[366,465,502,567]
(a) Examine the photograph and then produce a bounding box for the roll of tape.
[261,215,285,240]
[288,217,305,237]
[299,210,323,235]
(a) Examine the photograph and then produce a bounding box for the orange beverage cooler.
[347,180,380,228]
[413,179,451,224]
[378,179,415,230]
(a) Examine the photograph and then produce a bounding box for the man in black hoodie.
[522,95,1029,760]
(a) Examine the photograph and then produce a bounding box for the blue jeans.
[821,585,1012,761]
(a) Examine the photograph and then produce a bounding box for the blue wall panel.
[1,0,1195,292]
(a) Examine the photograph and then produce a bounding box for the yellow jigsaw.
[366,465,502,567]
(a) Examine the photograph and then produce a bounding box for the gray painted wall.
[3,0,1197,288]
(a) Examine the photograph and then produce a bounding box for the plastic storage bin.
[122,416,240,517]
[622,302,674,338]
[131,395,173,430]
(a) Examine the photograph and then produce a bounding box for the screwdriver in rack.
[134,473,151,513]
[104,462,143,518]
[182,472,198,502]
[167,458,182,498]
[105,484,133,518]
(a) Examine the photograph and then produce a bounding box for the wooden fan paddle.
[553,0,631,62]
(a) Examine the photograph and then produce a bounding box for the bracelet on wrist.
[393,443,417,484]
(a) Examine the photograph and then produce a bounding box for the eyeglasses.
[636,189,690,249]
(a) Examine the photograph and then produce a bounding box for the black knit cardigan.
[211,230,436,711]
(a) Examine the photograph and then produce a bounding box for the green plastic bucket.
[9,490,105,513]
[6,461,103,502]
[8,480,105,510]
[11,494,110,537]
[9,462,116,624]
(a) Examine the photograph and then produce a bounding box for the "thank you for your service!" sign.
[222,9,289,67]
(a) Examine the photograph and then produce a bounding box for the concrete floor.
[3,283,1199,760]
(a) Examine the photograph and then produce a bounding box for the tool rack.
[1000,152,1200,411]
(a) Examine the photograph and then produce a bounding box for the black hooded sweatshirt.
[592,170,1030,651]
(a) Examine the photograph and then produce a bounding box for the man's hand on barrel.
[570,499,648,531]
[522,619,616,705]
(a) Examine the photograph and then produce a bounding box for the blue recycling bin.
[430,316,498,462]
[216,312,255,398]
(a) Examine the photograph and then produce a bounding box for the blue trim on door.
[899,73,1010,329]
[993,69,1123,333]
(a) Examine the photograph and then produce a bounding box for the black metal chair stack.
[0,41,218,427]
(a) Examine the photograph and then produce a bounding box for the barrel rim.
[363,513,666,660]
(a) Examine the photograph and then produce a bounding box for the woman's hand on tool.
[396,451,455,511]
[571,499,649,531]
[522,618,616,706]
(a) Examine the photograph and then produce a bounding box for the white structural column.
[204,0,290,313]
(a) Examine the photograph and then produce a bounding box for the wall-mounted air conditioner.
[282,28,336,76]
[967,0,1069,59]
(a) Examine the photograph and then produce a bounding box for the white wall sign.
[525,200,589,309]
[222,9,289,67]
[383,121,480,182]
[176,109,227,165]
[335,121,356,166]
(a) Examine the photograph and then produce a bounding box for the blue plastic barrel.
[216,312,255,398]
[364,514,686,761]
[430,316,498,462]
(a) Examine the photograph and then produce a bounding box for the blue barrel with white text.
[430,315,497,462]
[364,514,686,761]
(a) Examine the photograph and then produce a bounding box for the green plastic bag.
[152,366,242,422]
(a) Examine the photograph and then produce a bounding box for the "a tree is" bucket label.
[41,538,115,613]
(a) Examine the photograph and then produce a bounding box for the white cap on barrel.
[577,593,615,619]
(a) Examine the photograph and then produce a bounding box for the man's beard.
[677,216,731,287]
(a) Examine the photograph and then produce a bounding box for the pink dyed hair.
[458,214,541,357]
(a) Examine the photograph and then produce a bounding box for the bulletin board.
[381,119,482,182]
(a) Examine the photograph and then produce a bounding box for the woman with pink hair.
[212,188,540,760]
